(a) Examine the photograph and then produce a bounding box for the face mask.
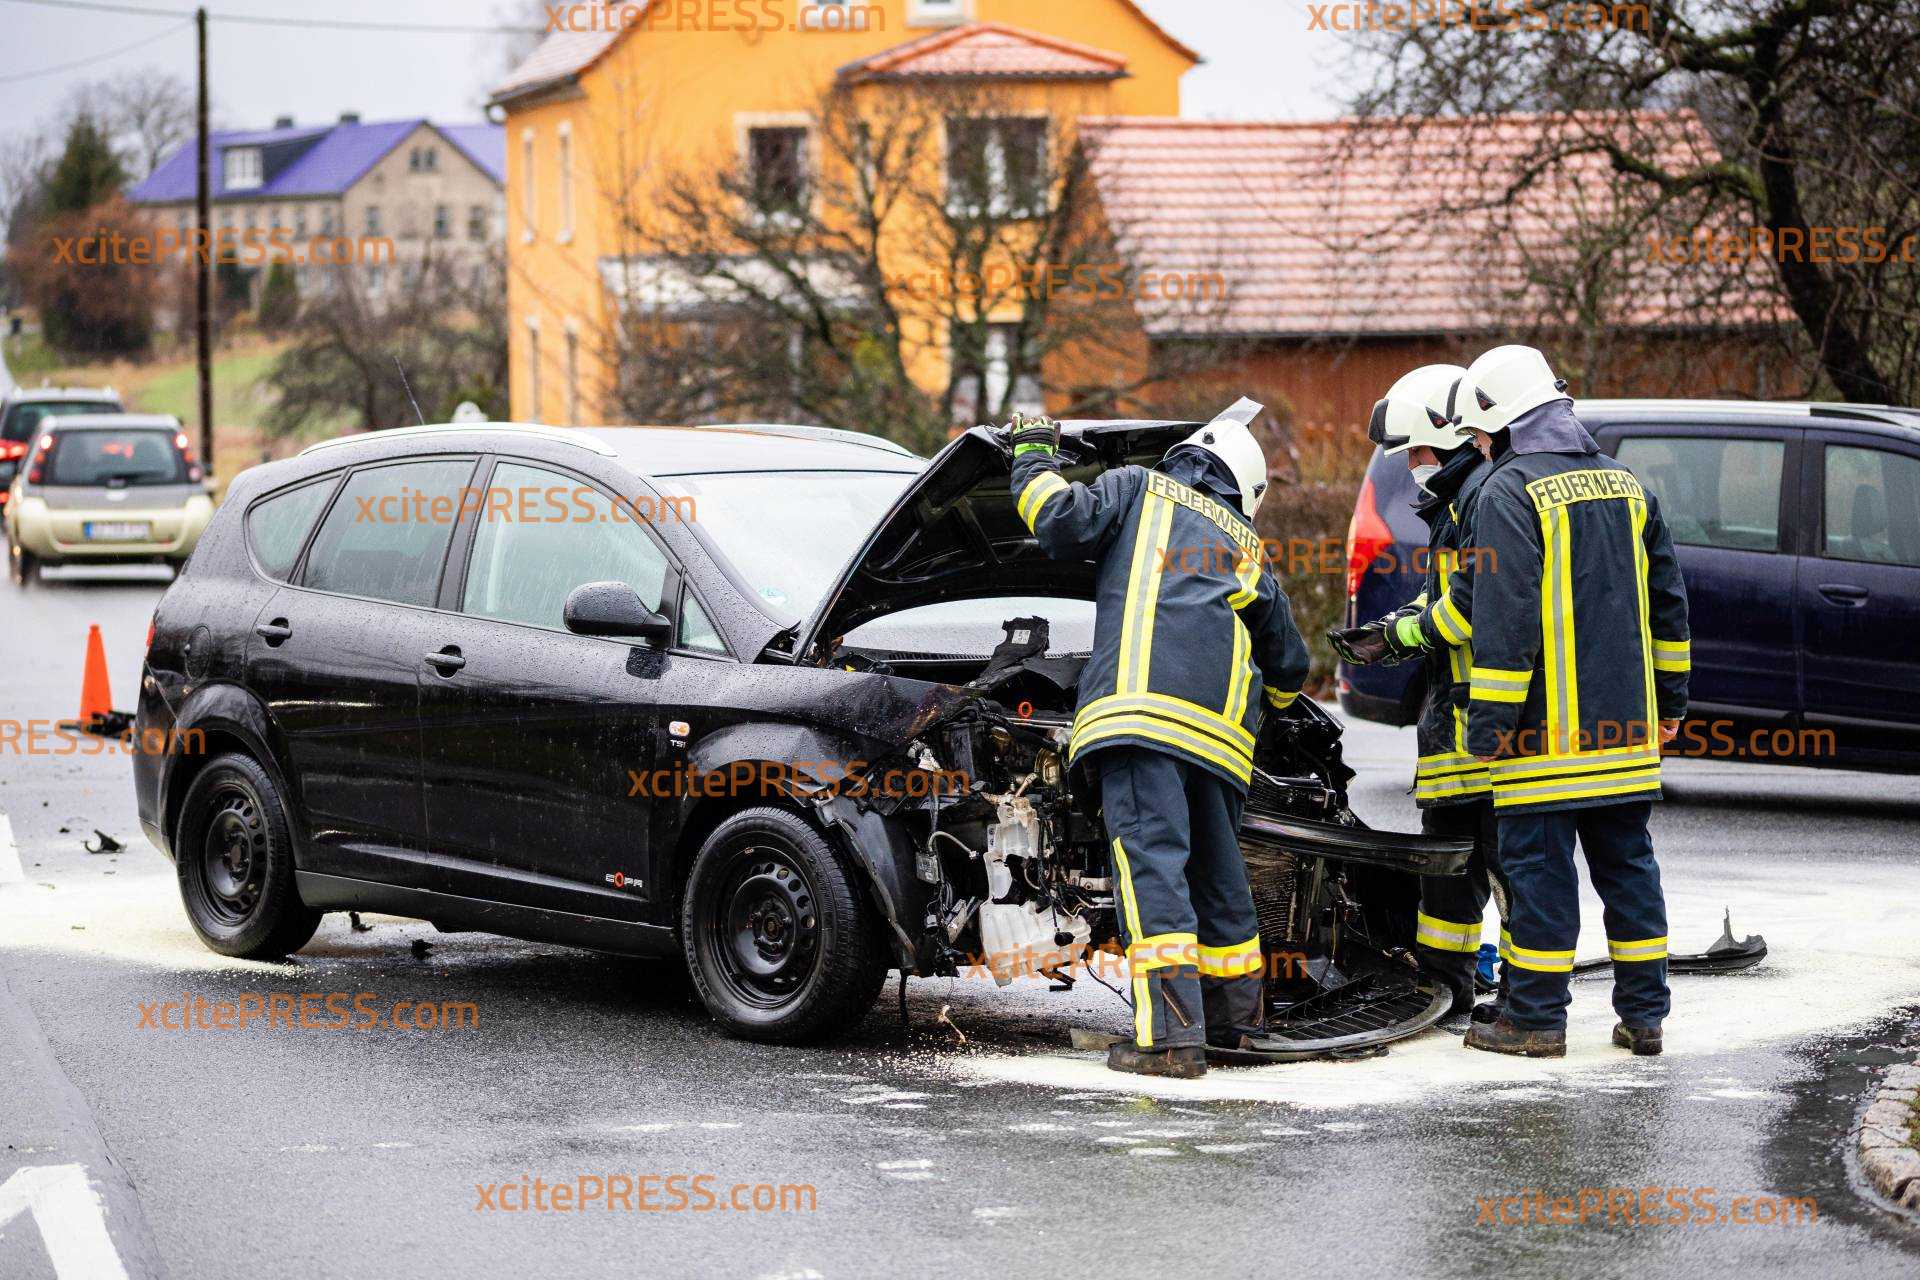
[1410,463,1441,492]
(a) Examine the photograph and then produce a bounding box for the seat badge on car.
[669,720,691,737]
[605,871,645,892]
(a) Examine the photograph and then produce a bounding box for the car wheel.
[9,541,36,586]
[681,806,889,1043]
[175,752,321,958]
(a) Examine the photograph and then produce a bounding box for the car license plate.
[83,521,151,541]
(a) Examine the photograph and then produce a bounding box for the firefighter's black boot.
[1108,1043,1208,1079]
[1464,1016,1565,1058]
[1612,1022,1663,1056]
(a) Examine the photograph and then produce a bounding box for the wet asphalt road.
[3,564,1919,1279]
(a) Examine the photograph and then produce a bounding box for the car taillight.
[147,614,157,651]
[25,434,52,484]
[1344,473,1393,603]
[0,440,25,461]
[173,430,204,483]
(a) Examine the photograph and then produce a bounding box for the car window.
[1615,436,1784,552]
[247,477,337,581]
[300,458,475,606]
[678,589,727,653]
[462,461,670,630]
[2,400,119,443]
[1823,445,1920,568]
[44,428,190,486]
[846,597,1097,656]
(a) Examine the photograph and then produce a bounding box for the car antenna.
[392,357,427,426]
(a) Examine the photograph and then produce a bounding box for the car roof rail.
[298,422,619,458]
[1807,403,1920,426]
[691,422,920,458]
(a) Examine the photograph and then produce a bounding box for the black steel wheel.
[682,807,888,1043]
[176,752,321,958]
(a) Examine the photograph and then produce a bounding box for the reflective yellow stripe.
[1631,496,1657,725]
[1196,936,1262,978]
[1492,772,1662,808]
[1608,935,1668,962]
[1470,665,1530,703]
[1433,592,1470,646]
[1225,615,1253,728]
[1110,837,1152,1048]
[1016,471,1069,530]
[1541,503,1579,755]
[1228,551,1261,610]
[1128,932,1201,972]
[1415,774,1492,801]
[1652,639,1690,659]
[1117,491,1174,696]
[1500,931,1575,972]
[1078,691,1256,753]
[1488,743,1661,781]
[1265,686,1298,710]
[1071,716,1253,783]
[1415,912,1481,953]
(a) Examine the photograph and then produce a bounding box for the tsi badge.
[605,870,645,892]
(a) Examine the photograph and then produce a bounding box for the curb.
[1858,1056,1920,1215]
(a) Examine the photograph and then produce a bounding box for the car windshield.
[2,400,119,443]
[44,429,189,487]
[660,470,918,616]
[846,597,1097,656]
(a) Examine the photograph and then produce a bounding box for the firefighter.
[1429,346,1690,1058]
[1327,364,1508,1021]
[1006,399,1311,1079]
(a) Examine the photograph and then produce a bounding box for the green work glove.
[1007,412,1060,457]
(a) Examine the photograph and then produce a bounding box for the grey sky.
[0,0,1358,149]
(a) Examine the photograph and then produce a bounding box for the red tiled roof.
[838,22,1128,82]
[489,17,626,104]
[1081,112,1788,339]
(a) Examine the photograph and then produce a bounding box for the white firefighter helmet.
[1461,344,1570,432]
[1369,363,1472,456]
[1173,397,1270,518]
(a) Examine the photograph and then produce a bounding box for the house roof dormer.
[836,22,1130,83]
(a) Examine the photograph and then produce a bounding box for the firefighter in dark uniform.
[1328,364,1508,1021]
[1425,346,1690,1058]
[1007,398,1311,1079]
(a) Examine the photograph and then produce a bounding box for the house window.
[558,124,575,240]
[365,206,382,236]
[747,127,809,218]
[521,129,536,236]
[527,322,543,423]
[909,0,963,24]
[564,330,580,424]
[367,266,384,295]
[223,147,263,191]
[468,204,487,241]
[952,323,1041,423]
[409,146,438,172]
[293,206,308,238]
[320,205,337,235]
[434,204,451,238]
[947,117,1048,218]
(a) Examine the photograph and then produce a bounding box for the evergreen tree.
[44,115,125,214]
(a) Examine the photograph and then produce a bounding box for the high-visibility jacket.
[1419,402,1690,812]
[1011,449,1310,790]
[1403,448,1493,808]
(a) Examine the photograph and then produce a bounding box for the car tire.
[175,752,322,958]
[681,806,890,1043]
[9,541,36,586]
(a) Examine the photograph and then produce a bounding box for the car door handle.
[255,618,291,644]
[423,647,466,675]
[1817,583,1869,606]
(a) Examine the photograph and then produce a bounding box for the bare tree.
[56,70,195,180]
[1348,0,1920,404]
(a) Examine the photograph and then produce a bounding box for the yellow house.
[489,0,1196,426]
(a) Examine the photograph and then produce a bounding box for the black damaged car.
[134,419,1499,1053]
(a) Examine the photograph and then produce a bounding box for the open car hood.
[796,419,1203,664]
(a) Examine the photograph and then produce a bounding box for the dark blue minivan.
[1337,400,1920,772]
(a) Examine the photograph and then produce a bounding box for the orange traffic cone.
[78,624,114,723]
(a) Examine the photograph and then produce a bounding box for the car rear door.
[1795,430,1920,762]
[244,454,479,890]
[1606,422,1803,723]
[414,457,672,920]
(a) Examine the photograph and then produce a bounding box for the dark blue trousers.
[1415,798,1503,1003]
[1095,748,1264,1049]
[1497,800,1670,1032]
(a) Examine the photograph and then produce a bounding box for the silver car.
[6,413,212,583]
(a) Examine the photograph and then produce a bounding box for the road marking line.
[0,815,23,884]
[0,1164,132,1280]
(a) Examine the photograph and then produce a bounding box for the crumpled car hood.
[797,419,1201,664]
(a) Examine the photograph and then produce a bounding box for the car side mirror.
[562,580,672,643]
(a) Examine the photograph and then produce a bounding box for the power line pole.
[195,5,212,476]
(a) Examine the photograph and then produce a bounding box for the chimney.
[339,111,361,125]
[274,115,294,129]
